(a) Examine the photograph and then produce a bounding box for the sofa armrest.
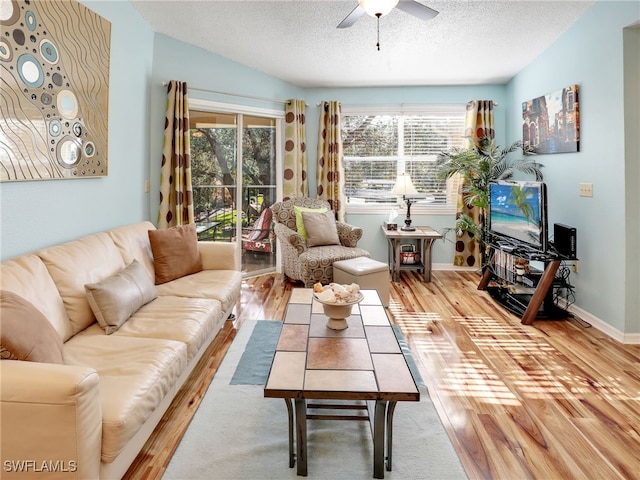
[198,241,239,271]
[0,361,101,479]
[274,223,307,254]
[336,222,364,247]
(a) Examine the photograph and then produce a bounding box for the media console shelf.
[477,241,575,325]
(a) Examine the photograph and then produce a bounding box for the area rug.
[163,320,468,480]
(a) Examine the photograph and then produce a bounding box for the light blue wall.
[147,38,507,266]
[148,34,305,225]
[505,1,640,334]
[623,26,640,335]
[0,1,154,260]
[2,0,637,336]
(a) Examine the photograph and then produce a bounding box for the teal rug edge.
[229,320,281,385]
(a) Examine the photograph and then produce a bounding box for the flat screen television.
[488,180,548,252]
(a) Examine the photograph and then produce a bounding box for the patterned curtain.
[454,100,495,267]
[317,101,345,222]
[283,99,308,200]
[158,80,194,228]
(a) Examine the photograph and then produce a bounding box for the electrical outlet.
[572,260,579,273]
[579,183,593,197]
[144,179,150,193]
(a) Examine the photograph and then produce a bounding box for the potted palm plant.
[437,137,544,262]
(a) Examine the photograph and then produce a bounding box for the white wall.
[505,1,640,335]
[0,1,154,260]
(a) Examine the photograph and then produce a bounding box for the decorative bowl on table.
[313,291,364,331]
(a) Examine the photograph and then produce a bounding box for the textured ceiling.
[131,0,594,88]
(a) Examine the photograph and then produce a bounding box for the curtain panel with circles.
[317,101,346,222]
[283,99,308,200]
[453,100,496,267]
[158,80,195,228]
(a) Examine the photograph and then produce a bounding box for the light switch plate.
[579,183,593,197]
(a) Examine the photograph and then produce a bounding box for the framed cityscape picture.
[522,85,580,155]
[0,0,111,181]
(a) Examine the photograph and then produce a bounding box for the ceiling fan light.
[358,0,399,17]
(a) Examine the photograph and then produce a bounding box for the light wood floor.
[124,270,640,480]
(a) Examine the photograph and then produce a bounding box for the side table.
[381,226,442,282]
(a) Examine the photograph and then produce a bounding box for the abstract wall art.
[522,84,580,155]
[0,0,111,181]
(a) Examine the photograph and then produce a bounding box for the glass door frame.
[189,98,284,275]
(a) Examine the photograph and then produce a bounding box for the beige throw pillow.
[148,223,203,284]
[302,210,341,247]
[293,206,328,240]
[0,290,64,363]
[85,260,158,334]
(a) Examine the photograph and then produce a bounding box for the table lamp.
[391,173,418,231]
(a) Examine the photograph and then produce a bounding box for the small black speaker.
[554,223,577,258]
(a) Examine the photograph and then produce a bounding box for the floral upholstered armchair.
[270,197,370,287]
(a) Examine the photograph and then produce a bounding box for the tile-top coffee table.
[264,288,420,479]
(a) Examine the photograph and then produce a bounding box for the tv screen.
[488,180,548,252]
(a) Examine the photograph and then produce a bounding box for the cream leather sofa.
[0,221,242,479]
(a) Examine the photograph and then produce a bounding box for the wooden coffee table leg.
[295,399,308,476]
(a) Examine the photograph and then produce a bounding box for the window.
[342,106,466,211]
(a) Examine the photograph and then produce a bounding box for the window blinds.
[342,107,466,205]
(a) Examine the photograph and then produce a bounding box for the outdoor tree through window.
[342,107,466,208]
[189,107,278,276]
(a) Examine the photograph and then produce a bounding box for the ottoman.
[333,257,390,307]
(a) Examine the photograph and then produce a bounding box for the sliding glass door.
[189,105,281,277]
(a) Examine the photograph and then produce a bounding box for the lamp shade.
[358,0,399,17]
[391,173,418,196]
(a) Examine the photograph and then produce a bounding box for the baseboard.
[433,263,479,272]
[556,301,639,345]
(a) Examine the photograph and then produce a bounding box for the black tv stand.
[478,241,574,325]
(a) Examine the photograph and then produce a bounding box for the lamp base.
[401,226,416,231]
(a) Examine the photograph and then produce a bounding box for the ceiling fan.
[337,0,439,50]
[337,0,439,28]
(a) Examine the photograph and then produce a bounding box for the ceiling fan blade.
[337,5,365,29]
[396,0,439,21]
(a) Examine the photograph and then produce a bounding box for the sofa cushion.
[85,260,158,334]
[37,232,127,336]
[79,295,222,362]
[149,224,203,285]
[155,270,242,316]
[62,334,188,463]
[293,205,327,240]
[302,210,340,247]
[108,221,157,281]
[0,291,64,363]
[0,254,73,341]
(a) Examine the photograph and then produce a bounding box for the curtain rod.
[332,101,499,107]
[161,81,309,106]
